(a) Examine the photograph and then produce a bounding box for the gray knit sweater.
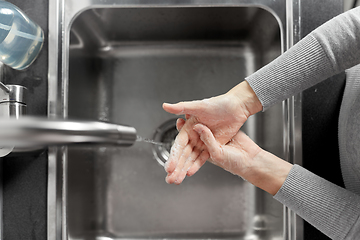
[246,7,360,240]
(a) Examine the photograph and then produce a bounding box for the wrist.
[242,150,293,196]
[226,81,263,117]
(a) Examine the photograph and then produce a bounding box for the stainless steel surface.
[1,85,28,119]
[0,85,27,120]
[8,102,26,118]
[152,119,178,167]
[0,82,28,158]
[6,85,27,104]
[282,0,303,239]
[47,0,342,240]
[47,3,289,239]
[0,83,135,154]
[57,3,285,240]
[0,82,9,94]
[0,117,136,147]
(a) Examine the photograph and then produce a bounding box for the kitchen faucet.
[0,64,136,156]
[0,117,137,148]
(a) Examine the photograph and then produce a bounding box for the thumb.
[193,124,221,159]
[163,100,203,115]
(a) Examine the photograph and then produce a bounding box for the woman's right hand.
[162,81,263,184]
[193,123,292,195]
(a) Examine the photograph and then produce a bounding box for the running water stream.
[136,135,166,146]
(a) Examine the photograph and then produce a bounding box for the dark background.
[303,73,346,240]
[300,1,346,239]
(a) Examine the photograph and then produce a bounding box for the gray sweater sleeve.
[245,6,360,240]
[246,6,360,111]
[274,165,360,240]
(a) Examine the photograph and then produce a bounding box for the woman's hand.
[163,81,262,184]
[193,124,262,177]
[194,124,292,196]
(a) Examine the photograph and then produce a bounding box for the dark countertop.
[2,0,48,239]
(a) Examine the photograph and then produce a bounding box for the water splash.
[136,135,165,146]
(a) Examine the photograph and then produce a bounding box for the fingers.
[166,143,193,184]
[162,101,203,115]
[165,118,212,185]
[193,124,221,160]
[186,150,210,176]
[165,123,217,184]
[165,132,204,184]
[165,129,188,174]
[166,143,203,184]
[166,118,208,182]
[176,118,185,131]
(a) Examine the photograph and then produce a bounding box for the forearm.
[240,150,360,239]
[241,149,292,196]
[246,7,360,111]
[275,165,360,240]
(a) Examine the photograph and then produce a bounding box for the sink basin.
[46,0,312,239]
[65,6,283,240]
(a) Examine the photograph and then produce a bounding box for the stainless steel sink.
[47,1,307,240]
[67,7,283,240]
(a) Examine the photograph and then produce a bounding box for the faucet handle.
[0,81,10,94]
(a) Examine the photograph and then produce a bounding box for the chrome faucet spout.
[0,117,137,147]
[0,82,10,93]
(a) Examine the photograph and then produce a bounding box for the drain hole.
[160,127,177,153]
[152,119,179,167]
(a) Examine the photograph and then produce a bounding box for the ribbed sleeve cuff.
[274,165,360,240]
[246,35,336,111]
